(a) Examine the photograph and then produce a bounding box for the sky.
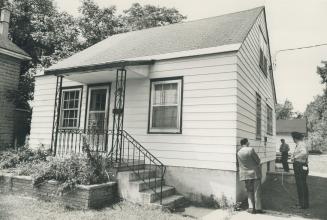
[55,0,327,112]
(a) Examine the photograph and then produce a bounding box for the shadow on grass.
[262,172,327,220]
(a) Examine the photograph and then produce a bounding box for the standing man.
[291,132,309,209]
[279,139,290,172]
[237,138,265,214]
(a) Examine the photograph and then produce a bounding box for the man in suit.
[237,138,265,214]
[279,139,290,172]
[291,132,309,209]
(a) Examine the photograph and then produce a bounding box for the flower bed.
[0,172,117,209]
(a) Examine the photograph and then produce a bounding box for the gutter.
[0,47,31,60]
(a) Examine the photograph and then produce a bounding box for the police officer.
[290,132,309,209]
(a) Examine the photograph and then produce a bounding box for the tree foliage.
[121,3,186,32]
[275,99,294,120]
[304,61,327,151]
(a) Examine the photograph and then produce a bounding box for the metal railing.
[110,130,166,204]
[55,129,113,156]
[54,128,166,204]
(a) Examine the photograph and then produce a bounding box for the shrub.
[20,136,114,194]
[0,146,49,169]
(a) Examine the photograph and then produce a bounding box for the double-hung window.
[149,77,183,133]
[60,87,82,129]
[259,27,268,76]
[256,93,262,140]
[266,104,273,135]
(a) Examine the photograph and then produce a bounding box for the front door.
[86,85,110,151]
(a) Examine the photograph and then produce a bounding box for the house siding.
[29,77,87,148]
[236,11,276,163]
[30,52,239,171]
[0,54,21,146]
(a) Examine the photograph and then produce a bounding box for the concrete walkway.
[202,210,316,220]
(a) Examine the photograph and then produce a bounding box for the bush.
[19,137,114,194]
[0,146,49,169]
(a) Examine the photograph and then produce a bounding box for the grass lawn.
[0,194,194,220]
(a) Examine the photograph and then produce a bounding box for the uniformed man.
[237,138,265,214]
[290,132,309,209]
[279,139,290,172]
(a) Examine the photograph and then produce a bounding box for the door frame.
[84,83,111,131]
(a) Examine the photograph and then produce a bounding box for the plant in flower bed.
[18,137,114,194]
[0,146,49,170]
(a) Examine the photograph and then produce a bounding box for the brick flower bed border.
[0,172,118,209]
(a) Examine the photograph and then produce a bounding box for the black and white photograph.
[0,0,326,219]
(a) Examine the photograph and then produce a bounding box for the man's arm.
[286,144,290,152]
[251,148,261,165]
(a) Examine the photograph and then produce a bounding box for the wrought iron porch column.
[50,75,63,156]
[111,68,127,164]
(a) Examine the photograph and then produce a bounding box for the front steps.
[116,166,186,210]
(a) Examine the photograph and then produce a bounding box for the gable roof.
[46,6,264,74]
[276,119,307,134]
[0,35,30,59]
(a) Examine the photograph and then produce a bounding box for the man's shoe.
[247,209,256,214]
[255,210,266,214]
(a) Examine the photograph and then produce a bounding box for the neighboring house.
[0,8,31,147]
[29,7,276,203]
[276,119,307,153]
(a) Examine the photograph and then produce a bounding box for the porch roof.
[45,6,263,75]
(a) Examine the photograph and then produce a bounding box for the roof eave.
[0,47,31,60]
[45,43,241,75]
[44,59,155,75]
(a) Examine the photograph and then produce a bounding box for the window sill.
[148,129,182,134]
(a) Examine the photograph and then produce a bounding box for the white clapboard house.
[29,6,276,205]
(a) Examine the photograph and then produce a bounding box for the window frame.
[148,77,183,134]
[59,86,83,129]
[259,26,268,77]
[84,83,111,132]
[266,104,273,135]
[256,93,262,140]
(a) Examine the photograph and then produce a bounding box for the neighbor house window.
[267,104,273,135]
[256,93,262,139]
[148,77,183,133]
[259,27,268,76]
[60,87,82,128]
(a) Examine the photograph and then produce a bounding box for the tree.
[275,99,294,120]
[121,3,186,31]
[78,0,121,48]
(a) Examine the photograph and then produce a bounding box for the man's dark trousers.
[281,152,289,172]
[293,161,309,208]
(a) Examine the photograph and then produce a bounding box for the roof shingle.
[276,119,307,134]
[48,6,263,72]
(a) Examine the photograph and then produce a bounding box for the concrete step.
[128,169,157,181]
[153,194,186,209]
[130,178,165,191]
[141,185,175,203]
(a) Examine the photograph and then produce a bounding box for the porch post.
[50,75,63,156]
[111,68,127,164]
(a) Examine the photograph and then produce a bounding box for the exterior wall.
[30,53,239,171]
[235,11,276,201]
[123,53,238,171]
[164,166,237,203]
[236,11,276,163]
[0,54,21,146]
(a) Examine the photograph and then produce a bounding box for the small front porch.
[46,60,186,207]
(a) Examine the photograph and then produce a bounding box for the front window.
[149,78,183,133]
[60,88,82,128]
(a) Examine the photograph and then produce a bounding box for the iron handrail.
[121,130,166,204]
